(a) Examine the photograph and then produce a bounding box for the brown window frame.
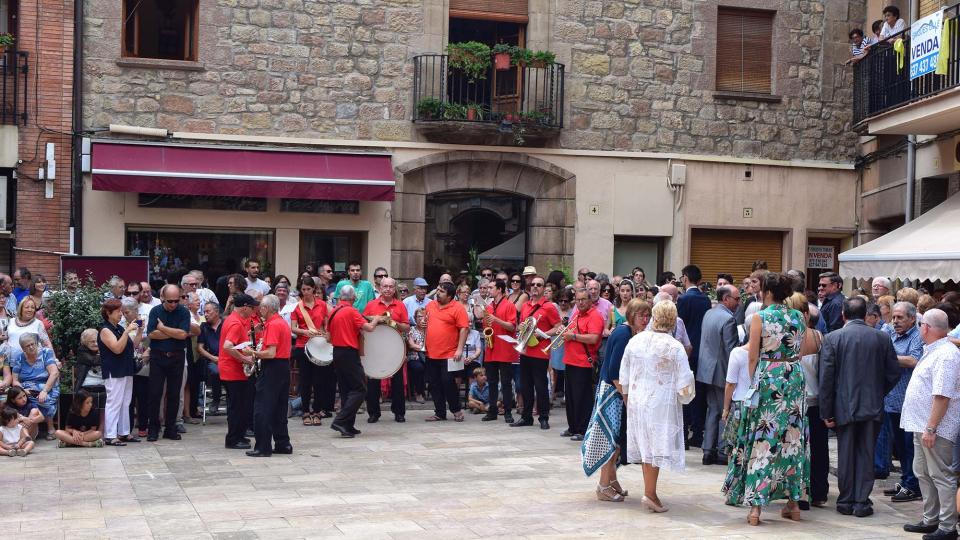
[121,0,199,62]
[715,7,774,95]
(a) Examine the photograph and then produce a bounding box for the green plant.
[0,33,15,48]
[491,43,514,55]
[546,261,573,286]
[467,246,481,287]
[521,110,548,124]
[417,97,443,119]
[446,41,491,82]
[531,50,556,67]
[512,122,527,145]
[510,47,533,66]
[442,102,468,120]
[48,278,109,392]
[465,102,487,120]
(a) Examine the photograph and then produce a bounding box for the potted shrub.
[466,102,486,121]
[442,102,468,120]
[446,41,491,83]
[510,47,533,67]
[492,43,514,71]
[417,97,443,120]
[530,50,556,69]
[0,33,14,55]
[48,278,109,395]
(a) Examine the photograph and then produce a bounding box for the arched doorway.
[424,191,530,283]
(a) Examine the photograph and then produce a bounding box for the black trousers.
[129,374,149,430]
[836,420,880,507]
[519,355,549,421]
[295,348,324,414]
[807,405,830,502]
[564,365,593,435]
[366,369,405,418]
[186,358,204,416]
[485,362,515,417]
[223,378,254,446]
[407,356,425,396]
[683,380,708,445]
[316,362,337,413]
[253,359,291,454]
[332,347,366,430]
[425,358,461,418]
[147,351,185,437]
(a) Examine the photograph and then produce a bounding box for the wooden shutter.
[716,8,773,94]
[690,229,782,286]
[450,0,528,23]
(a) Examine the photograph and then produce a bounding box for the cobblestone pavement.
[0,408,926,539]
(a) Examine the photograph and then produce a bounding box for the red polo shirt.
[327,304,366,349]
[519,297,561,360]
[425,300,468,360]
[563,306,604,368]
[485,296,519,363]
[289,299,328,348]
[218,311,251,381]
[261,313,292,360]
[363,297,410,326]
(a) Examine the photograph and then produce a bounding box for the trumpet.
[541,319,577,354]
[513,316,540,354]
[243,319,263,378]
[483,326,494,349]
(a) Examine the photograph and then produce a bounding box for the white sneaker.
[15,449,26,457]
[6,449,16,457]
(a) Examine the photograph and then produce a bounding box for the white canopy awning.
[839,192,960,282]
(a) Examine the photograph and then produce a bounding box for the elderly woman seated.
[10,333,60,439]
[5,386,44,439]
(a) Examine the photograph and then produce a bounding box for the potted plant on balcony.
[530,50,556,69]
[492,43,514,71]
[442,102,468,121]
[510,47,533,67]
[466,102,487,121]
[446,41,491,83]
[416,97,444,120]
[0,33,15,55]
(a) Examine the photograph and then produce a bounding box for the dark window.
[279,199,360,214]
[122,0,199,61]
[137,193,266,212]
[716,7,774,94]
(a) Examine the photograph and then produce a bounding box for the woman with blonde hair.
[618,300,693,513]
[6,297,52,355]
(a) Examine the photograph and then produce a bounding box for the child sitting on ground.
[1,406,34,456]
[5,386,43,439]
[467,367,490,414]
[53,389,103,448]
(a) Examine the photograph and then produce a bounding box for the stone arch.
[391,151,576,281]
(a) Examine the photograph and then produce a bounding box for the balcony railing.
[854,4,960,126]
[0,49,27,126]
[412,54,564,133]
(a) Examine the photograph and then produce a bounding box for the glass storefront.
[126,226,275,293]
[299,231,363,278]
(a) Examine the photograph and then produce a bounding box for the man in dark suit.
[696,285,740,465]
[677,264,711,448]
[819,296,900,518]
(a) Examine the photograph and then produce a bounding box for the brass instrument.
[243,319,263,378]
[365,313,397,330]
[541,319,577,354]
[513,316,540,354]
[483,326,494,349]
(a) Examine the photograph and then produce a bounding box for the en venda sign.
[910,10,944,80]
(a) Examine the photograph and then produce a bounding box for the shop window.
[299,231,363,278]
[137,193,266,212]
[122,0,199,61]
[716,7,774,94]
[126,226,274,294]
[279,199,359,214]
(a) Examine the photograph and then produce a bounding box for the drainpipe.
[71,0,84,255]
[905,0,919,223]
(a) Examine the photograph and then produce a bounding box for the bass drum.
[360,325,406,379]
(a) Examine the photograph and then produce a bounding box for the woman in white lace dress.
[619,300,693,513]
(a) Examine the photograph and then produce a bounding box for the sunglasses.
[511,279,521,283]
[375,274,387,279]
[124,291,140,296]
[531,283,544,288]
[481,273,493,277]
[163,299,179,304]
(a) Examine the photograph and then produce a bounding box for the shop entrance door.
[298,231,363,283]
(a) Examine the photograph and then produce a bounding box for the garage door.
[690,228,783,285]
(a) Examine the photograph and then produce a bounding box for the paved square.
[1,409,925,538]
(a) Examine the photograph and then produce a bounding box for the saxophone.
[243,319,263,378]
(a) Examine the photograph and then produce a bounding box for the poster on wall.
[807,246,835,270]
[910,9,944,80]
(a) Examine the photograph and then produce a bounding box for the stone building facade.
[80,0,862,287]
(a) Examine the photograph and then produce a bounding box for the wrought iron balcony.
[412,54,565,145]
[853,4,959,127]
[0,49,27,126]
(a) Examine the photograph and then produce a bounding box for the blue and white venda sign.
[910,10,944,80]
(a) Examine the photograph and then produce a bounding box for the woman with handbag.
[722,273,820,525]
[618,300,693,513]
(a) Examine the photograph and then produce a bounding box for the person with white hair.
[10,332,60,438]
[245,294,294,457]
[872,277,892,301]
[901,309,960,538]
[327,285,381,437]
[647,292,693,357]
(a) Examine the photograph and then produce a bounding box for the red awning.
[91,142,395,201]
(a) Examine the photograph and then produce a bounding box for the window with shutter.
[449,0,529,23]
[716,7,774,94]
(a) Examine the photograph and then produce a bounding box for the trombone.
[540,319,577,354]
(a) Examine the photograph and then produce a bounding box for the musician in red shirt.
[218,293,259,450]
[246,294,294,457]
[513,275,562,429]
[362,277,411,423]
[289,278,329,427]
[561,288,603,441]
[328,284,380,438]
[424,282,469,422]
[481,279,519,424]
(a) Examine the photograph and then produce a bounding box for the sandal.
[105,438,127,446]
[596,484,624,502]
[453,412,465,422]
[781,504,801,521]
[747,507,762,526]
[424,415,446,422]
[311,413,322,426]
[303,414,313,426]
[120,435,141,443]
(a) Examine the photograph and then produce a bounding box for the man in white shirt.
[880,5,905,40]
[139,281,160,321]
[188,270,219,309]
[900,309,960,539]
[244,260,271,296]
[403,277,432,322]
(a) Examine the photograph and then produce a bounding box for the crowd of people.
[1,256,960,535]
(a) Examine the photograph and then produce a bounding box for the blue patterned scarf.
[581,381,623,477]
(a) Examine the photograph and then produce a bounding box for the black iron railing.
[412,54,564,128]
[854,4,960,126]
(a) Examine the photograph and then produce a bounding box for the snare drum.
[304,335,334,366]
[360,325,406,379]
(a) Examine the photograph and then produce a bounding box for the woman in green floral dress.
[722,272,820,525]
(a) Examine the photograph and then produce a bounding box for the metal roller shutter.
[690,228,783,284]
[450,0,528,23]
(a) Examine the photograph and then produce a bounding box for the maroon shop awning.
[91,142,395,201]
